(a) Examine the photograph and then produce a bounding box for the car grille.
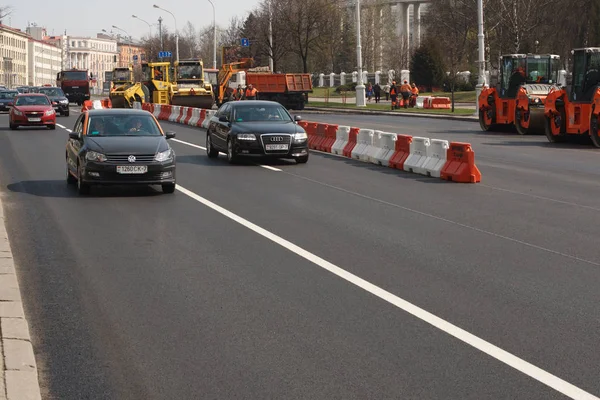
[105,154,156,164]
[25,112,43,118]
[259,134,292,154]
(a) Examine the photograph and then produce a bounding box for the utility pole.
[158,16,163,50]
[355,0,366,107]
[475,0,486,115]
[268,0,273,72]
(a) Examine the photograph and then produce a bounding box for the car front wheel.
[227,138,237,164]
[162,183,176,194]
[77,164,91,195]
[295,154,309,164]
[206,133,219,158]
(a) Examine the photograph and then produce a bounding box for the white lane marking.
[56,123,66,129]
[171,138,205,150]
[65,129,72,133]
[258,165,282,171]
[174,183,598,400]
[281,171,600,268]
[171,138,281,171]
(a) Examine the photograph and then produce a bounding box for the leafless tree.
[0,5,12,24]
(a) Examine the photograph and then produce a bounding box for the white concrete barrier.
[168,106,181,122]
[331,126,351,155]
[153,104,161,119]
[351,129,374,161]
[403,136,430,175]
[423,139,449,178]
[367,131,384,164]
[189,108,201,126]
[374,132,397,167]
[133,101,142,109]
[202,110,215,128]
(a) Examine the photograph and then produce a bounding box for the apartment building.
[0,24,29,88]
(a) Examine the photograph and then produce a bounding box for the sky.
[3,0,261,39]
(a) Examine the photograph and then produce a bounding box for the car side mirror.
[219,115,229,123]
[294,115,302,122]
[68,132,80,140]
[165,131,176,139]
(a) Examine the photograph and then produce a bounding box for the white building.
[28,39,62,86]
[46,35,118,94]
[0,24,29,88]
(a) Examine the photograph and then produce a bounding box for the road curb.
[0,198,42,400]
[301,106,479,123]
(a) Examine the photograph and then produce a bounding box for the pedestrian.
[400,80,412,109]
[383,83,390,101]
[389,81,398,110]
[244,84,258,100]
[366,83,373,102]
[373,83,381,103]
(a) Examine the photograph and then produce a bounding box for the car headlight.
[154,148,173,162]
[293,132,308,143]
[44,109,55,116]
[13,109,23,116]
[60,99,69,104]
[85,151,107,162]
[237,133,256,141]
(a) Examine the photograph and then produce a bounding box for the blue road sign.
[158,51,172,58]
[241,38,249,47]
[133,55,138,60]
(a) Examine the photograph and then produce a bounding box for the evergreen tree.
[410,41,445,92]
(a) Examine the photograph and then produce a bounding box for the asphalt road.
[0,106,599,399]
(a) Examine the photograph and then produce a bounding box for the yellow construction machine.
[140,61,175,104]
[109,66,150,108]
[171,59,214,109]
[215,58,254,106]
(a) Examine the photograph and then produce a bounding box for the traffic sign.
[133,55,138,60]
[158,51,172,58]
[241,38,249,47]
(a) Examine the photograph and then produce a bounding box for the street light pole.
[268,0,273,72]
[475,0,486,115]
[207,0,217,69]
[355,0,366,107]
[153,5,178,62]
[132,15,153,37]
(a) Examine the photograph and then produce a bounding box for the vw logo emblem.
[128,155,136,163]
[270,136,283,142]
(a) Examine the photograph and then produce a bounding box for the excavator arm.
[216,58,254,105]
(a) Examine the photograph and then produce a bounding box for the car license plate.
[28,118,41,122]
[72,86,79,89]
[265,144,289,151]
[116,165,148,174]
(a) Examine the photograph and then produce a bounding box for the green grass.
[306,101,476,115]
[311,87,477,103]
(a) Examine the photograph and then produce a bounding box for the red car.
[9,93,56,130]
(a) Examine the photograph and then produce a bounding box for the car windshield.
[62,71,88,81]
[233,105,292,122]
[113,69,130,81]
[38,88,65,97]
[15,96,50,106]
[177,64,203,80]
[87,114,162,137]
[0,91,17,99]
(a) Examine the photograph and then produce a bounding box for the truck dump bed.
[246,73,313,93]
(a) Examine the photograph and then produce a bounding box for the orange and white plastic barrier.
[373,132,397,167]
[331,126,351,155]
[388,135,412,170]
[403,137,430,175]
[343,127,359,157]
[82,98,111,111]
[430,97,451,109]
[423,139,450,178]
[440,142,482,183]
[352,129,374,161]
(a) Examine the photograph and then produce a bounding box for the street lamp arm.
[207,0,217,69]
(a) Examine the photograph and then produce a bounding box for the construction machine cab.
[499,54,561,98]
[112,67,134,85]
[570,48,600,103]
[141,61,172,104]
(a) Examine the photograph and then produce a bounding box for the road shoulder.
[0,196,41,400]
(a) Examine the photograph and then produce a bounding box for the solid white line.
[171,138,206,150]
[175,183,599,400]
[56,123,66,129]
[171,138,281,171]
[258,165,282,171]
[65,129,72,133]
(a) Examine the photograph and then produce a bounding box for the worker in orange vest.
[409,83,419,107]
[400,80,412,109]
[389,81,398,110]
[244,84,258,100]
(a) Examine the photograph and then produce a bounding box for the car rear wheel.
[9,123,17,130]
[206,133,219,158]
[162,183,176,194]
[77,164,91,195]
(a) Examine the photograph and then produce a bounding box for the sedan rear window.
[87,114,162,137]
[15,96,50,106]
[233,105,292,122]
[0,91,17,99]
[38,88,65,97]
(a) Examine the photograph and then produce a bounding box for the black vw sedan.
[205,100,309,164]
[66,109,177,195]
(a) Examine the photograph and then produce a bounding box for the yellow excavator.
[171,59,214,109]
[109,66,150,108]
[215,58,254,106]
[140,61,175,104]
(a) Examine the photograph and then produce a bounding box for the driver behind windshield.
[127,117,144,132]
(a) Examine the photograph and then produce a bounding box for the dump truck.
[544,47,600,147]
[479,54,564,135]
[171,59,214,109]
[246,72,313,110]
[140,61,175,104]
[108,66,149,108]
[56,69,91,106]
